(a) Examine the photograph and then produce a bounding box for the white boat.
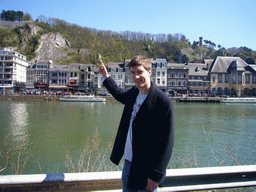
[220,97,256,103]
[60,95,106,102]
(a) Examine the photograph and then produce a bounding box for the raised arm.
[99,59,110,79]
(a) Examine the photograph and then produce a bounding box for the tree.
[0,10,5,20]
[16,11,23,22]
[22,13,33,21]
[1,10,24,21]
[1,10,16,21]
[192,41,198,49]
[245,58,255,64]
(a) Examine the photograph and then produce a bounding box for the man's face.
[130,65,152,89]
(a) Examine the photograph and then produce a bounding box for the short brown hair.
[128,55,151,71]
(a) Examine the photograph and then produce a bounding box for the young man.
[99,55,174,192]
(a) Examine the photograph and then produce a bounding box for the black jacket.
[103,77,174,190]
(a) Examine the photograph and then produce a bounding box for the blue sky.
[1,0,256,50]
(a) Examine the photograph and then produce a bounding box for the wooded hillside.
[1,15,255,64]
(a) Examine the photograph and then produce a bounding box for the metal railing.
[0,165,256,192]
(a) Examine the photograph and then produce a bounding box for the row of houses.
[1,47,256,96]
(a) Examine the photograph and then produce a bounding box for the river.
[0,99,255,175]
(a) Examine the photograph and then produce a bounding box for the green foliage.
[1,13,256,63]
[22,13,33,21]
[0,28,19,47]
[1,10,27,22]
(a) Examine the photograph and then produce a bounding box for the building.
[0,48,29,92]
[209,56,256,96]
[79,64,96,92]
[49,65,69,92]
[151,58,167,92]
[68,63,96,92]
[67,63,81,91]
[124,59,133,89]
[26,60,52,90]
[95,62,125,95]
[167,63,189,96]
[107,62,125,88]
[188,62,211,96]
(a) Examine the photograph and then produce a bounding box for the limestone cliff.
[32,33,71,63]
[1,21,71,63]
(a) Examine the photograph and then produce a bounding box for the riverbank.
[176,96,221,102]
[1,94,220,102]
[0,94,117,101]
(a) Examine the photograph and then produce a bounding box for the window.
[253,75,256,84]
[232,74,236,84]
[218,74,222,83]
[52,72,57,77]
[225,74,229,83]
[157,78,160,84]
[238,74,242,84]
[157,71,160,77]
[212,76,216,83]
[246,74,250,84]
[162,71,165,77]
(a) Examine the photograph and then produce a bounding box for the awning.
[35,85,49,88]
[49,86,68,89]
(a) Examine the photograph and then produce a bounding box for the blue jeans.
[122,160,158,192]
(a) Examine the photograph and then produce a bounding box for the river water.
[0,99,255,175]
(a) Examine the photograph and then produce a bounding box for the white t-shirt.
[124,92,148,162]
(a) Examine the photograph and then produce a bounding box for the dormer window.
[195,67,199,72]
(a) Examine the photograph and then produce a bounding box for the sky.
[1,0,256,50]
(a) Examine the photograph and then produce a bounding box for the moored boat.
[60,95,106,102]
[220,97,256,103]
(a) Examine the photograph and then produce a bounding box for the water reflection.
[9,102,29,149]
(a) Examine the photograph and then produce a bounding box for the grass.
[0,135,30,175]
[64,127,123,173]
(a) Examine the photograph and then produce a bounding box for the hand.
[147,178,158,191]
[99,59,109,79]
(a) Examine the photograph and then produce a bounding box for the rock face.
[16,23,43,50]
[1,21,71,63]
[33,33,71,62]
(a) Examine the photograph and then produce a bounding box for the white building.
[151,58,167,92]
[95,62,125,94]
[0,48,29,92]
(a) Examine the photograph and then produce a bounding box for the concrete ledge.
[0,165,256,191]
